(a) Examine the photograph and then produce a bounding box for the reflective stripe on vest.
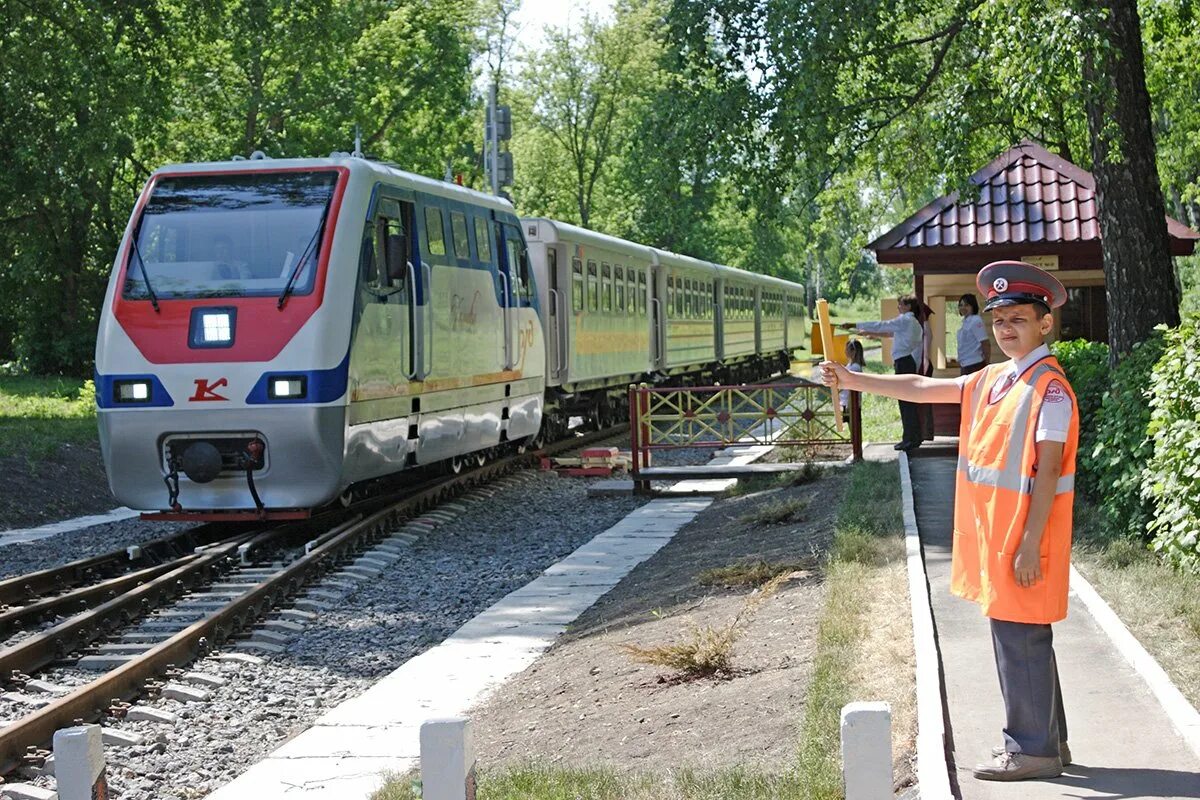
[958,361,1075,496]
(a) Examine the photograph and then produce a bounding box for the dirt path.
[0,443,115,530]
[469,475,844,773]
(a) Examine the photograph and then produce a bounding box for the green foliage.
[1051,338,1111,494]
[1144,318,1200,573]
[0,376,97,461]
[1085,334,1165,539]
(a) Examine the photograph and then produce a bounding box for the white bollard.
[840,701,892,800]
[53,724,108,800]
[420,717,476,800]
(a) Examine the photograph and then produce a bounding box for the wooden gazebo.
[867,139,1199,433]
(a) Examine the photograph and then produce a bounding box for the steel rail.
[0,558,197,639]
[0,523,239,607]
[0,425,628,773]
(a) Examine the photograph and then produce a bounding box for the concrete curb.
[0,507,139,548]
[898,452,954,800]
[1069,564,1200,760]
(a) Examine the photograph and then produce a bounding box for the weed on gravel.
[697,558,816,588]
[620,572,791,680]
[739,497,808,526]
[724,462,821,496]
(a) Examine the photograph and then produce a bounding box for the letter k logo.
[190,378,229,402]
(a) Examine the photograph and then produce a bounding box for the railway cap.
[977,260,1067,313]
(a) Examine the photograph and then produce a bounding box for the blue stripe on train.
[244,349,351,405]
[94,372,175,409]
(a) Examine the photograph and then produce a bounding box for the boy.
[820,261,1078,781]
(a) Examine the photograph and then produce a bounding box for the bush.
[1086,334,1165,539]
[1144,318,1200,574]
[1052,339,1110,494]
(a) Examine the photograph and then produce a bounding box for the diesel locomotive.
[94,156,807,519]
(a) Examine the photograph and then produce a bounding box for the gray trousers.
[990,618,1068,758]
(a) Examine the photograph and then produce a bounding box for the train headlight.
[114,379,152,404]
[201,312,232,343]
[268,376,307,400]
[189,307,236,349]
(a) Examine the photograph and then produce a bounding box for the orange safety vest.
[950,355,1079,624]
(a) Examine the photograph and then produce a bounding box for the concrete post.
[52,724,108,800]
[840,701,892,800]
[420,717,476,800]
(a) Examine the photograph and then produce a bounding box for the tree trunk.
[1082,0,1180,358]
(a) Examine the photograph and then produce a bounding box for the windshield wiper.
[128,231,160,313]
[277,201,331,310]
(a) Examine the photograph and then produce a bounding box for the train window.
[503,226,534,303]
[601,263,612,312]
[423,207,446,256]
[675,277,683,316]
[638,271,646,313]
[474,217,492,262]
[587,260,598,311]
[450,212,470,260]
[572,258,584,311]
[627,270,636,313]
[666,276,674,318]
[614,265,625,313]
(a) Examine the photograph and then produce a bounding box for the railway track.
[0,425,627,777]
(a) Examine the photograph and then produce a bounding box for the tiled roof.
[868,140,1199,254]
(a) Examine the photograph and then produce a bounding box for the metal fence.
[628,379,863,481]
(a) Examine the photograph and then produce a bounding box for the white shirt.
[957,314,989,367]
[857,312,922,362]
[954,344,1073,442]
[840,362,864,407]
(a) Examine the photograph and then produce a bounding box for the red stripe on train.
[111,166,350,364]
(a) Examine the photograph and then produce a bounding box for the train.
[94,155,807,519]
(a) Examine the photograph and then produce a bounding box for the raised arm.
[819,360,962,404]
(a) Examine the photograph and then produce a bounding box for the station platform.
[908,454,1200,799]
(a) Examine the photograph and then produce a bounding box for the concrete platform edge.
[1067,563,1200,760]
[899,452,955,800]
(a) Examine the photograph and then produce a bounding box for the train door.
[375,197,418,380]
[650,265,664,369]
[496,221,532,371]
[546,246,568,382]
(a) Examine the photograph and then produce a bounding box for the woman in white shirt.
[841,295,923,451]
[957,293,991,375]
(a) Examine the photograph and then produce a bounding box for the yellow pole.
[816,299,844,432]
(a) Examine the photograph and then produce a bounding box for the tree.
[716,0,1186,355]
[1080,0,1180,354]
[0,1,179,372]
[514,2,663,228]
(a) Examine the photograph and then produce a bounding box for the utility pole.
[485,83,513,197]
[487,83,500,196]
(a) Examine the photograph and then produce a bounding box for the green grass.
[724,463,822,496]
[372,461,913,800]
[739,497,809,526]
[795,461,907,798]
[1071,498,1200,708]
[856,359,904,446]
[0,376,97,461]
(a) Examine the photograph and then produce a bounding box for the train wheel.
[446,456,465,475]
[475,451,488,468]
[338,489,355,508]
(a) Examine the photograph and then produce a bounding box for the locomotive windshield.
[122,171,338,301]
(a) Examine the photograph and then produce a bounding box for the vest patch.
[1044,382,1067,403]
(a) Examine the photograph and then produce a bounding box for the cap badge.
[993,277,1009,293]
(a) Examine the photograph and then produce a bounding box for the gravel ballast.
[5,462,683,800]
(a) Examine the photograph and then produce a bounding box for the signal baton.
[816,299,844,433]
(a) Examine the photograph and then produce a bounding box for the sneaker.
[973,752,1063,781]
[991,742,1071,766]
